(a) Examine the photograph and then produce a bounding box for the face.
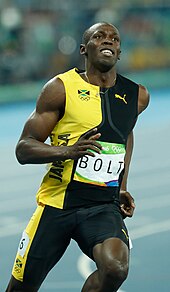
[81,23,121,72]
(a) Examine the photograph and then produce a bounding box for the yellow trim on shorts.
[12,204,45,282]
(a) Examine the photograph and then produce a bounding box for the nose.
[102,38,113,45]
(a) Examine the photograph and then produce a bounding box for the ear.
[80,44,87,56]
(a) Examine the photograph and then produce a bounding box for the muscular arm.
[16,77,65,164]
[16,77,102,165]
[138,84,150,114]
[121,84,149,188]
[119,131,135,218]
[121,131,134,191]
[119,84,150,217]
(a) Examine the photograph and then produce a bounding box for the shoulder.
[118,74,150,114]
[42,74,66,97]
[39,67,77,102]
[36,75,66,113]
[117,74,138,87]
[138,84,150,114]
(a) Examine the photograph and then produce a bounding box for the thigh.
[73,203,130,259]
[11,205,72,288]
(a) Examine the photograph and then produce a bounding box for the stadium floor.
[0,88,170,292]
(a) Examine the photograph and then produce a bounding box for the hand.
[120,190,135,219]
[67,128,102,160]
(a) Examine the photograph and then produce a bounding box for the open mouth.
[100,48,114,56]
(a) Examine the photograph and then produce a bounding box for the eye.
[94,34,102,39]
[112,37,120,42]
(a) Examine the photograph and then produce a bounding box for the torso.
[36,68,139,209]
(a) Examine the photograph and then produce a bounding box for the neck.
[84,69,117,88]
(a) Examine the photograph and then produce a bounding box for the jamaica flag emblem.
[78,89,90,101]
[16,258,22,268]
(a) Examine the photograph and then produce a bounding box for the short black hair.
[82,22,115,44]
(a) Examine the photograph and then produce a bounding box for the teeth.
[101,50,112,56]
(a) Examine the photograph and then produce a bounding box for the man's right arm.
[16,77,102,165]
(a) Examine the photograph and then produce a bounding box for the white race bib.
[74,141,125,187]
[17,230,30,258]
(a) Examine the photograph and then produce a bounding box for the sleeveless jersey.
[36,68,139,209]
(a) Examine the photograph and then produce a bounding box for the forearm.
[121,131,134,191]
[15,128,102,165]
[15,138,70,165]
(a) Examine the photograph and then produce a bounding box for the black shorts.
[12,203,129,288]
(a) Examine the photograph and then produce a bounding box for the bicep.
[19,110,59,143]
[18,77,65,143]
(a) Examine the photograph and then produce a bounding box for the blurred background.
[0,0,170,292]
[0,0,170,101]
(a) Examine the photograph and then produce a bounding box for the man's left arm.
[120,131,135,218]
[120,84,150,218]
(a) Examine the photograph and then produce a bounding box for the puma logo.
[115,94,127,104]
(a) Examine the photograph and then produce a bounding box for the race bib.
[17,230,30,258]
[74,141,125,187]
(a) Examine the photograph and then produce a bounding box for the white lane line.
[130,219,170,240]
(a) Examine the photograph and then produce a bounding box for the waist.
[63,180,121,209]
